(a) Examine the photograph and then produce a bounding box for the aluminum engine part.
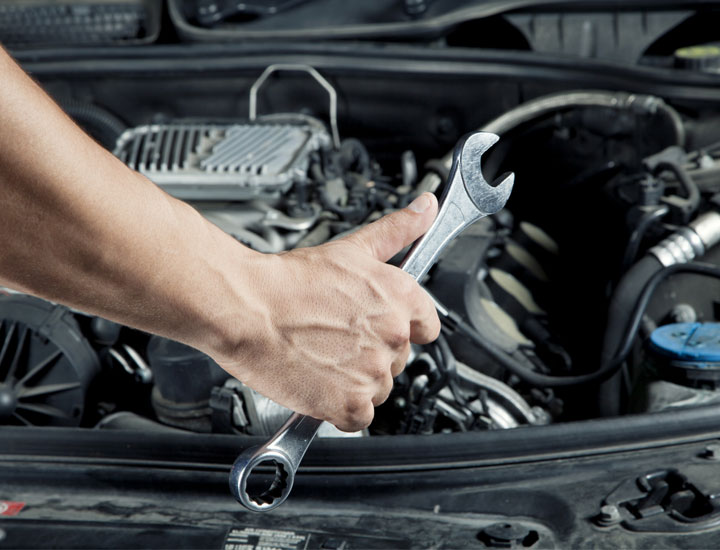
[219,378,363,438]
[196,202,319,254]
[437,361,548,429]
[649,211,720,267]
[635,379,720,413]
[114,121,332,200]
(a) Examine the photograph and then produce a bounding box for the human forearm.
[0,48,257,357]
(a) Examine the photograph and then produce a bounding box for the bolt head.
[597,504,622,526]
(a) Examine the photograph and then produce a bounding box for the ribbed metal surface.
[201,125,308,175]
[117,124,209,173]
[114,122,330,200]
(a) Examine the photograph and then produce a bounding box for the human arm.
[0,48,440,431]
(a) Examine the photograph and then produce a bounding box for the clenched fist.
[215,193,441,431]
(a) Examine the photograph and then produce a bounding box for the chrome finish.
[229,412,323,512]
[690,211,720,250]
[400,133,514,281]
[114,122,330,200]
[650,212,720,267]
[249,64,341,149]
[229,131,514,512]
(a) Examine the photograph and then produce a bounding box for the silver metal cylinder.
[649,212,720,267]
[690,211,720,250]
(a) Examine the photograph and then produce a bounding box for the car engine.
[3,66,720,440]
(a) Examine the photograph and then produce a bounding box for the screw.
[404,0,428,16]
[477,522,535,548]
[670,303,697,324]
[597,504,622,526]
[703,443,720,460]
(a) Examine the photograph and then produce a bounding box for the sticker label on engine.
[224,528,308,550]
[0,501,25,517]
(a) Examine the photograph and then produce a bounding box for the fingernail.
[408,194,430,213]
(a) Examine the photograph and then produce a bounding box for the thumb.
[345,192,438,262]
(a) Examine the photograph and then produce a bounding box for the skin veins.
[0,48,440,432]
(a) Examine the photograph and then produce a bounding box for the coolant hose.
[416,90,685,195]
[598,255,663,417]
[60,100,127,149]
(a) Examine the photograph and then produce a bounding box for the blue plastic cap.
[650,322,720,362]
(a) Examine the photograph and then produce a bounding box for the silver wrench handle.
[229,180,481,511]
[400,170,483,281]
[229,412,323,512]
[230,131,512,512]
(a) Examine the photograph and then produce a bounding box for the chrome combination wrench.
[229,131,514,512]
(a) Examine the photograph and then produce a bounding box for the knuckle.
[387,324,410,350]
[343,393,367,418]
[398,272,418,298]
[411,319,439,344]
[367,359,386,381]
[365,349,387,377]
[391,360,407,378]
[428,314,441,340]
[341,394,373,430]
[372,374,394,407]
[392,346,410,373]
[410,296,441,344]
[400,341,412,364]
[383,372,395,394]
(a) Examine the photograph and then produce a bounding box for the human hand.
[216,193,441,431]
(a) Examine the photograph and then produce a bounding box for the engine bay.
[3,47,720,440]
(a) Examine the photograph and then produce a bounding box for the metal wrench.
[229,131,514,512]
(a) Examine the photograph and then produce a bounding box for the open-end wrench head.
[458,132,514,215]
[400,131,515,282]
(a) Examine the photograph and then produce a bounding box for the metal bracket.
[249,64,341,149]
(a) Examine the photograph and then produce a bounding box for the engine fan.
[0,295,100,427]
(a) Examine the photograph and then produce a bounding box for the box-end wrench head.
[230,412,322,511]
[229,131,513,512]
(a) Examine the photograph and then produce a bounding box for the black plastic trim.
[166,0,720,42]
[2,403,720,472]
[11,44,720,103]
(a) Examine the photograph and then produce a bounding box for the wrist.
[186,217,276,366]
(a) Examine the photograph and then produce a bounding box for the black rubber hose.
[441,262,720,388]
[603,255,665,365]
[426,333,454,396]
[60,101,127,149]
[620,206,669,272]
[654,160,702,220]
[598,255,663,415]
[607,263,720,366]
